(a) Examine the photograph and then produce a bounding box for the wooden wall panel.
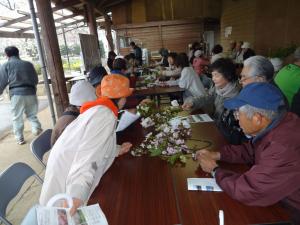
[255,0,300,55]
[172,0,204,20]
[111,1,132,25]
[131,0,147,23]
[162,23,203,52]
[115,20,204,54]
[113,0,221,24]
[145,0,164,21]
[220,0,256,55]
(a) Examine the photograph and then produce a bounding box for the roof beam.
[17,11,83,33]
[0,31,34,39]
[0,0,82,28]
[103,0,127,8]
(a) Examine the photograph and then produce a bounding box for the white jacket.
[178,67,206,99]
[39,106,119,205]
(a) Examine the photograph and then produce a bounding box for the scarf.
[215,82,237,97]
[80,96,118,117]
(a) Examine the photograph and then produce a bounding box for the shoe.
[17,138,26,145]
[33,129,43,136]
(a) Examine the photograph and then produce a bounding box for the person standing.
[129,41,143,66]
[0,46,42,145]
[107,51,117,71]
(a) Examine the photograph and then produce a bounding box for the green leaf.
[167,154,180,165]
[149,147,162,157]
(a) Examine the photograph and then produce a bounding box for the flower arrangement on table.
[132,101,211,165]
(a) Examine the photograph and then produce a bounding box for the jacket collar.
[80,96,119,117]
[252,110,287,143]
[110,69,124,75]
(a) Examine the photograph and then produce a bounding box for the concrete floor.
[0,101,52,225]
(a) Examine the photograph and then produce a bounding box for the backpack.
[218,109,248,145]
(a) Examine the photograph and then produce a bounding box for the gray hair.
[243,56,274,81]
[239,104,278,120]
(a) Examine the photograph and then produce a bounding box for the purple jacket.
[216,113,300,213]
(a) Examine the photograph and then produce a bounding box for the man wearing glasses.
[196,83,300,224]
[238,55,275,87]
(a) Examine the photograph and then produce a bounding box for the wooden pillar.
[104,14,114,51]
[85,2,98,39]
[35,0,69,117]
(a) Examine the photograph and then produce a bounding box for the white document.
[37,204,108,225]
[187,178,222,192]
[116,110,140,132]
[187,114,214,123]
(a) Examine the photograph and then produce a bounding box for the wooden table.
[89,121,290,225]
[133,86,185,106]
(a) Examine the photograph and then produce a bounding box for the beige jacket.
[39,106,119,205]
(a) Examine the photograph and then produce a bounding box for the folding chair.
[0,162,43,225]
[30,129,52,168]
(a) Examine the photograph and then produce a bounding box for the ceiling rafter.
[16,11,84,33]
[0,0,82,28]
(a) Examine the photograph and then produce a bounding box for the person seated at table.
[241,42,256,61]
[210,44,224,64]
[192,50,211,89]
[234,41,244,64]
[107,51,117,72]
[270,57,283,75]
[166,53,206,100]
[156,48,169,67]
[88,64,108,87]
[239,55,275,87]
[111,57,128,78]
[228,40,237,59]
[160,52,181,78]
[188,41,201,64]
[274,47,300,117]
[195,83,300,224]
[39,74,133,215]
[183,58,240,121]
[51,81,97,147]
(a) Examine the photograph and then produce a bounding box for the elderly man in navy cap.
[196,82,300,224]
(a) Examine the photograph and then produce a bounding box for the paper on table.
[175,114,213,123]
[116,110,140,132]
[188,114,214,123]
[187,178,222,192]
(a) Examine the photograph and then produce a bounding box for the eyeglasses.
[239,74,265,83]
[238,74,254,83]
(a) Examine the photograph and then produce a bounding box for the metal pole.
[62,26,71,71]
[28,0,56,125]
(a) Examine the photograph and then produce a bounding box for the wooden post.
[35,0,69,117]
[104,13,114,51]
[85,2,98,39]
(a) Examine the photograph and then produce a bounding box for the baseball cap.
[224,82,283,111]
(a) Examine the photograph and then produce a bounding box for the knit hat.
[69,80,97,106]
[96,74,133,99]
[194,50,203,57]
